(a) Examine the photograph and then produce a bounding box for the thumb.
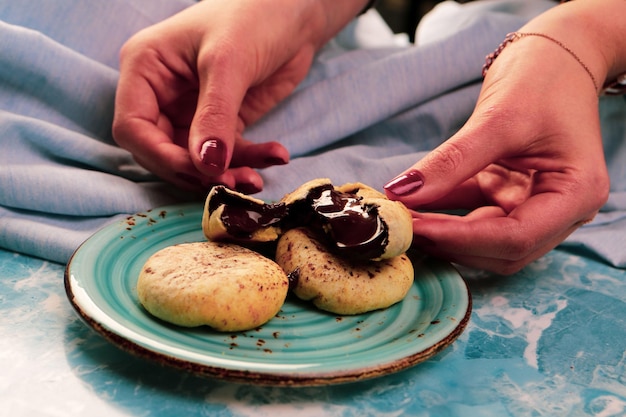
[384,129,504,207]
[189,59,250,177]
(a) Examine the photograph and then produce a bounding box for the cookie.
[137,241,289,332]
[275,227,414,315]
[203,179,413,262]
[327,181,414,261]
[202,185,285,243]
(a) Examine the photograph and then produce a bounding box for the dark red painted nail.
[200,137,227,172]
[264,156,288,166]
[384,170,424,196]
[237,182,262,195]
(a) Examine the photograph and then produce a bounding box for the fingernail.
[237,182,262,195]
[264,156,288,166]
[200,137,227,171]
[175,172,203,187]
[384,170,424,196]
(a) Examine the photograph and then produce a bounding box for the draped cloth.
[2,0,625,268]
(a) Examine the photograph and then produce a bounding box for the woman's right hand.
[113,0,368,192]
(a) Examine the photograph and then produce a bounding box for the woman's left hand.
[384,25,610,274]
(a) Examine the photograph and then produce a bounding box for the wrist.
[305,0,370,49]
[520,0,626,93]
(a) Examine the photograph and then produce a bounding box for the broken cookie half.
[202,185,286,243]
[202,178,413,261]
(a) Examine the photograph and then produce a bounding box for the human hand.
[113,0,366,192]
[384,30,609,274]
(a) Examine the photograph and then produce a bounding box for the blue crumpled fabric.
[1,0,625,268]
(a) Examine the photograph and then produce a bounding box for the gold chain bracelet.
[482,31,599,92]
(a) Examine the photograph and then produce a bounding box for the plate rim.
[64,203,471,386]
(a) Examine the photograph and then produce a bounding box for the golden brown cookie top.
[137,241,289,332]
[275,227,414,315]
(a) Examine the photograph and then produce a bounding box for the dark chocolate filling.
[208,186,287,239]
[286,267,300,290]
[307,186,387,260]
[208,184,389,260]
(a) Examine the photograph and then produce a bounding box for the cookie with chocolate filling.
[275,227,414,315]
[137,241,289,332]
[333,182,414,261]
[202,186,286,243]
[202,179,413,262]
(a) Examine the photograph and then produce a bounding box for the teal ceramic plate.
[65,203,471,386]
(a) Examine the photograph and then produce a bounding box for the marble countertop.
[2,246,626,417]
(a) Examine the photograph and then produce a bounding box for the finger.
[171,164,265,195]
[114,107,191,187]
[124,121,265,194]
[113,57,192,185]
[384,121,517,208]
[414,174,602,255]
[112,56,163,151]
[409,177,490,212]
[412,205,508,222]
[417,220,582,275]
[188,49,252,177]
[230,140,290,169]
[411,190,595,263]
[131,142,206,191]
[223,166,265,194]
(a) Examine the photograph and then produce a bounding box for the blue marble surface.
[2,247,625,417]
